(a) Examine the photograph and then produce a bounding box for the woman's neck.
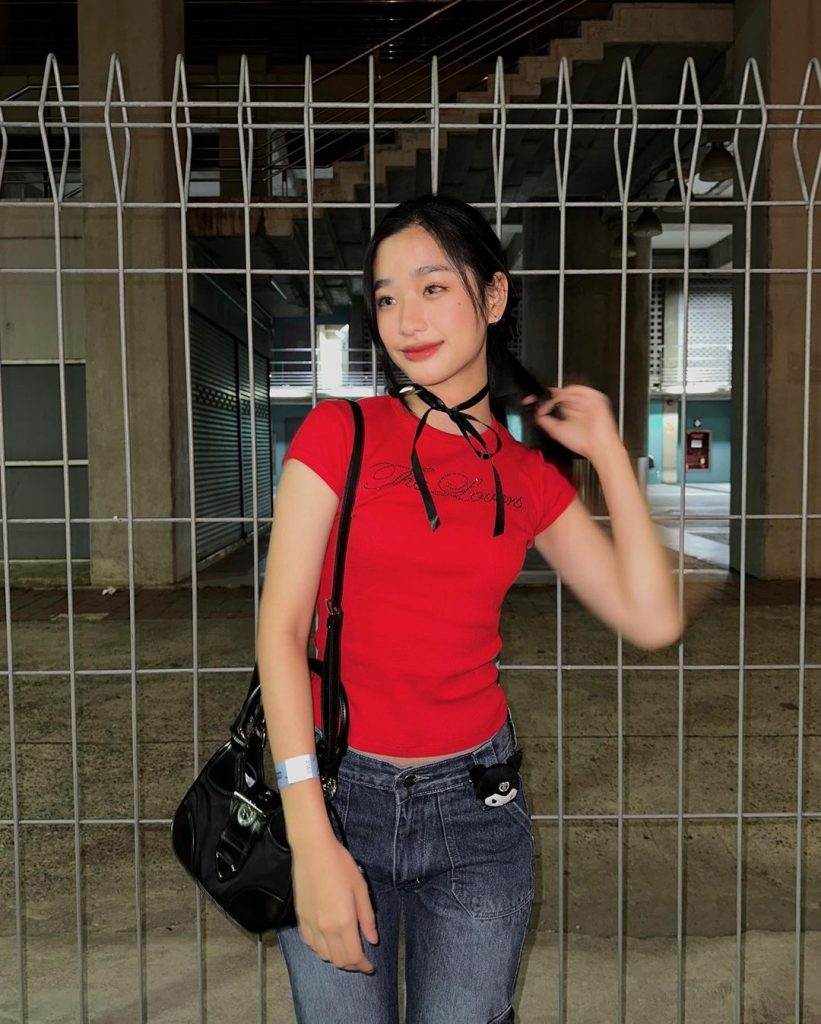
[400,385,492,436]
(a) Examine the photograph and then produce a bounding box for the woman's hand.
[291,833,379,973]
[523,385,621,462]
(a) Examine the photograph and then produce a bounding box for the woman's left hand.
[522,385,621,462]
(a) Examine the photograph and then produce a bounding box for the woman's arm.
[257,457,378,971]
[258,458,338,846]
[527,386,683,651]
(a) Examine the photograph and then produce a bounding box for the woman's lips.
[403,342,442,361]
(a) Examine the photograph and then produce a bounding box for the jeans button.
[403,774,417,787]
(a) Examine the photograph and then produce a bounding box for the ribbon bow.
[401,381,505,536]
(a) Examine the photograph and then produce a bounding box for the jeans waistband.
[325,712,519,796]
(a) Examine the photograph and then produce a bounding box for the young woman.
[257,194,682,1024]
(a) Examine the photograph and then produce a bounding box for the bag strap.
[317,398,364,781]
[233,399,364,788]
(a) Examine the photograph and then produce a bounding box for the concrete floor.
[650,482,731,570]
[4,925,820,1023]
[2,481,820,1022]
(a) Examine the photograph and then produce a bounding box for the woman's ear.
[485,271,509,324]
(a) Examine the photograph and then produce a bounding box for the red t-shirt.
[282,394,577,756]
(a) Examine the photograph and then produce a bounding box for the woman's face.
[372,225,506,392]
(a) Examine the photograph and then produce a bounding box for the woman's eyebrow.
[373,263,453,291]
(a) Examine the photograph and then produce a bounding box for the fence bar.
[430,55,439,195]
[6,197,821,214]
[4,261,821,277]
[612,55,639,1024]
[304,57,318,413]
[235,54,268,1018]
[5,809,821,828]
[102,52,148,1022]
[491,55,507,240]
[0,91,27,1024]
[552,55,572,1024]
[4,510,821,525]
[368,55,378,395]
[170,53,208,1024]
[790,56,821,1024]
[8,95,821,111]
[731,55,766,1024]
[37,53,88,1023]
[3,661,820,679]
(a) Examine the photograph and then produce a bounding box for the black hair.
[362,193,574,470]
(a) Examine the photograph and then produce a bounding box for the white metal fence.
[0,49,819,1024]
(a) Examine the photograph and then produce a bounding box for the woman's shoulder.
[348,394,401,429]
[296,393,396,439]
[356,393,396,413]
[295,397,355,435]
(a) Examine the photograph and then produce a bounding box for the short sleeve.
[282,399,353,498]
[532,454,577,536]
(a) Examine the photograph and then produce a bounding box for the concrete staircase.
[449,1,734,104]
[320,1,735,204]
[188,0,732,292]
[190,2,733,241]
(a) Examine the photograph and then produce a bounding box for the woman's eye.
[425,284,445,295]
[376,296,393,308]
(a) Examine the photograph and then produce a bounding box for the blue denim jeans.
[276,714,534,1024]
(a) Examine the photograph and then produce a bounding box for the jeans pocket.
[502,781,534,836]
[439,782,535,921]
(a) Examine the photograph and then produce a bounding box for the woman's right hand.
[291,833,379,973]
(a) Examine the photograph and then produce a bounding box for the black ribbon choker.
[398,381,505,537]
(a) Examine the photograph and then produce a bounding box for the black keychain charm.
[469,749,523,807]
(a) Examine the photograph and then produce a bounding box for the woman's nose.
[398,296,427,335]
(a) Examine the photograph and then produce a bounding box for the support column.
[78,0,187,585]
[730,0,821,578]
[521,205,651,510]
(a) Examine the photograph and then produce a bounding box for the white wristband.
[275,753,320,789]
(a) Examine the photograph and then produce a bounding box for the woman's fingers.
[299,910,375,973]
[302,927,330,964]
[325,930,375,973]
[354,875,379,946]
[522,391,559,417]
[346,932,375,974]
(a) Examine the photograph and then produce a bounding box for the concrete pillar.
[521,205,651,510]
[78,0,188,585]
[730,0,821,578]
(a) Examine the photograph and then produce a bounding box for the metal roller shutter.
[255,352,273,526]
[190,310,243,559]
[239,349,273,533]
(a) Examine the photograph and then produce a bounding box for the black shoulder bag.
[170,398,364,935]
